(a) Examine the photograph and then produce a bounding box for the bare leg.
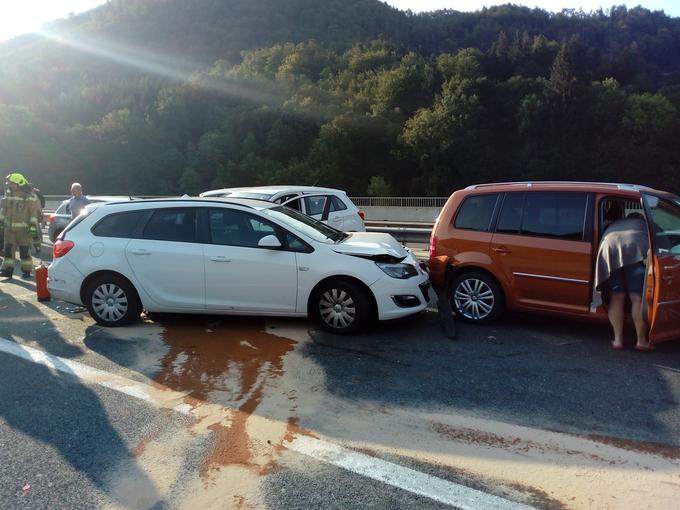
[607,293,626,348]
[630,294,650,348]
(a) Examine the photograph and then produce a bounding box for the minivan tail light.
[48,213,56,224]
[53,240,74,258]
[358,210,365,220]
[429,234,437,258]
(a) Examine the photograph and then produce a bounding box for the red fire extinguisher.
[35,263,50,302]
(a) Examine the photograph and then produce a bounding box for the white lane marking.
[0,337,194,417]
[288,435,534,510]
[0,337,534,510]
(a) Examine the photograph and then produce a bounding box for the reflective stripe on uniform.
[1,258,15,269]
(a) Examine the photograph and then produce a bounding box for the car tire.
[311,280,372,335]
[85,274,142,327]
[449,271,504,324]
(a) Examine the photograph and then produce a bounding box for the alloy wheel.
[453,278,495,321]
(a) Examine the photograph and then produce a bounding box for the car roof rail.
[464,181,643,191]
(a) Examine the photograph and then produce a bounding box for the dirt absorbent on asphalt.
[101,319,680,510]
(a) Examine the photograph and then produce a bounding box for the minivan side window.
[92,211,149,238]
[143,208,196,242]
[453,193,499,232]
[496,193,525,234]
[521,192,587,241]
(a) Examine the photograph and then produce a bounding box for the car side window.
[521,192,587,241]
[496,193,525,234]
[207,208,280,248]
[304,196,327,216]
[143,208,196,242]
[92,211,149,238]
[330,196,347,212]
[278,194,302,212]
[643,195,680,254]
[454,193,499,232]
[284,231,314,253]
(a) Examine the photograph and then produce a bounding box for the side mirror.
[258,235,282,249]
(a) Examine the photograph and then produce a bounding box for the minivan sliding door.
[490,192,593,313]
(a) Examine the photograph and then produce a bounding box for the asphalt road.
[1,247,679,509]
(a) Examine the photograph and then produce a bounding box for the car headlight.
[375,261,418,279]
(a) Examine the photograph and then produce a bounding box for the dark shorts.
[607,261,646,295]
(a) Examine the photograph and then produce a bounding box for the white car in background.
[47,197,429,334]
[200,185,366,232]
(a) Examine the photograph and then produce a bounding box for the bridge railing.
[42,195,446,224]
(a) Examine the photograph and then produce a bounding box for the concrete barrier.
[360,206,440,223]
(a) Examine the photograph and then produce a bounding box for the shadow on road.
[0,280,161,507]
[303,310,680,449]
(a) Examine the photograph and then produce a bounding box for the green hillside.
[0,0,678,195]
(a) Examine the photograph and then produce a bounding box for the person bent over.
[595,203,653,351]
[0,173,41,279]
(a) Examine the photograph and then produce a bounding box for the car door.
[642,194,680,344]
[303,194,345,230]
[490,192,593,314]
[125,207,205,310]
[202,207,298,312]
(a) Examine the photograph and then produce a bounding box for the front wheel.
[311,280,372,335]
[85,274,142,327]
[449,271,504,324]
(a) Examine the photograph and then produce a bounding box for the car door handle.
[209,256,231,262]
[131,249,151,255]
[492,247,511,254]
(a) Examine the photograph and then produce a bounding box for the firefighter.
[0,173,41,279]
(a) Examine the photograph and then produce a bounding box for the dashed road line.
[0,337,535,510]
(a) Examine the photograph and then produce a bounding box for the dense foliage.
[0,0,678,195]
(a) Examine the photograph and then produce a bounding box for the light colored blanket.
[594,218,649,292]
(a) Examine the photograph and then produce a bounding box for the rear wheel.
[85,274,142,327]
[449,271,504,324]
[312,280,372,334]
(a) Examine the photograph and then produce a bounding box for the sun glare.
[0,1,107,42]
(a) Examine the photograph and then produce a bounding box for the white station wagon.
[47,198,429,334]
[200,185,366,232]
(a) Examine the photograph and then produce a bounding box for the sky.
[0,0,678,42]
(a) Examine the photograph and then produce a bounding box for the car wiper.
[330,231,350,242]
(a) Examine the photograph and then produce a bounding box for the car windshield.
[262,206,348,243]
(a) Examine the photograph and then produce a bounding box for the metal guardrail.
[351,197,447,207]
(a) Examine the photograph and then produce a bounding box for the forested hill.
[0,0,679,195]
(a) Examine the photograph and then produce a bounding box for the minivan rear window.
[454,194,499,232]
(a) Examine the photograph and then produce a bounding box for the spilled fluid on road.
[152,317,299,477]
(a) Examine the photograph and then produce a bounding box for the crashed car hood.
[331,232,408,258]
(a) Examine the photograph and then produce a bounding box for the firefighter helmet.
[6,173,29,186]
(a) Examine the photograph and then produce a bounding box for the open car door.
[643,193,680,344]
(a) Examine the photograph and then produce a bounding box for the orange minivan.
[428,182,680,344]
